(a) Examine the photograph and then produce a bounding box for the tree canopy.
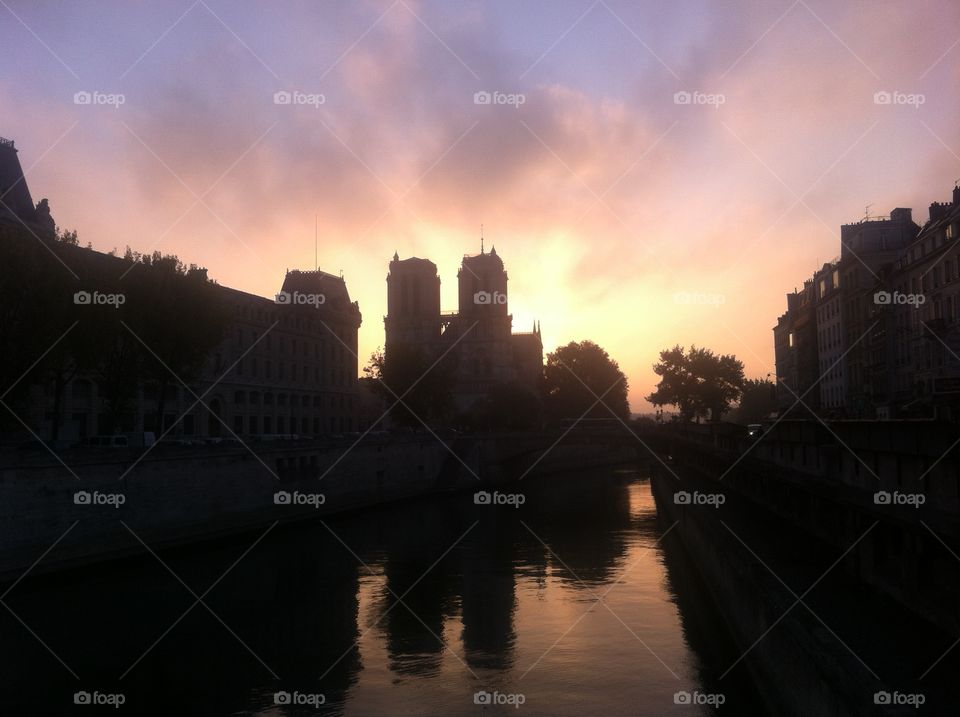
[0,225,228,438]
[647,345,745,422]
[729,377,777,424]
[542,340,629,423]
[364,343,455,428]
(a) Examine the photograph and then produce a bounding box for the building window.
[234,415,243,434]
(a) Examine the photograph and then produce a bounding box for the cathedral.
[384,243,543,412]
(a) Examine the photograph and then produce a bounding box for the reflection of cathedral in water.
[366,474,635,678]
[0,473,640,715]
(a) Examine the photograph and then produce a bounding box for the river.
[0,467,767,715]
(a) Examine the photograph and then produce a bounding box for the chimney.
[954,184,960,206]
[889,207,912,224]
[930,202,950,223]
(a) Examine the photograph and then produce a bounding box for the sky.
[2,0,959,412]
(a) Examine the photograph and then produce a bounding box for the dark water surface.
[0,468,766,715]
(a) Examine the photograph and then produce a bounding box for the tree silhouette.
[122,250,229,433]
[364,344,455,428]
[729,378,777,424]
[647,345,744,422]
[542,340,629,423]
[0,225,228,439]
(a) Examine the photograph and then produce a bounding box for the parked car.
[747,424,765,439]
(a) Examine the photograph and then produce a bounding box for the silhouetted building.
[774,190,960,419]
[23,266,363,443]
[2,136,363,442]
[384,243,543,413]
[839,207,919,416]
[0,137,55,234]
[889,186,960,417]
[773,278,818,412]
[201,270,362,440]
[815,262,844,412]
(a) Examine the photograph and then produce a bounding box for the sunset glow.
[3,0,958,410]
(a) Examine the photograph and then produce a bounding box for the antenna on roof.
[480,223,484,254]
[865,203,873,220]
[314,214,318,271]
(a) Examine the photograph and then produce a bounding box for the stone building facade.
[775,186,960,419]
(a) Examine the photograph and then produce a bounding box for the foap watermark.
[674,490,725,508]
[674,90,725,108]
[274,490,326,509]
[274,691,326,707]
[474,290,507,306]
[74,490,126,509]
[874,291,925,308]
[74,290,126,309]
[874,691,925,708]
[74,691,126,709]
[474,90,526,108]
[74,91,125,108]
[873,91,925,109]
[674,291,725,309]
[474,490,525,508]
[474,690,526,708]
[674,690,725,707]
[273,90,325,108]
[275,290,326,307]
[874,490,925,508]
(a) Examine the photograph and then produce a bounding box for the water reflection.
[0,467,762,715]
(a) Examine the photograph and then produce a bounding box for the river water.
[0,467,766,715]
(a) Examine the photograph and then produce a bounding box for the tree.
[729,377,777,424]
[0,226,230,440]
[122,253,229,432]
[647,345,745,422]
[542,340,629,423]
[645,346,697,421]
[364,344,455,428]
